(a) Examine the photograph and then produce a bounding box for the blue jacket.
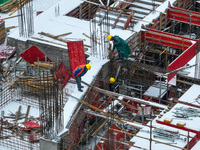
[73,65,88,78]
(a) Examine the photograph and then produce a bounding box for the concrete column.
[40,138,60,150]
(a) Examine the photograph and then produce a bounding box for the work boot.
[78,89,83,92]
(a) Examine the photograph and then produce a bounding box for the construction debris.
[0,0,32,14]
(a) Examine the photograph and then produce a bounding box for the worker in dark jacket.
[73,64,91,92]
[107,35,131,59]
[109,77,119,93]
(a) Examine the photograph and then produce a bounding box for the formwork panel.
[67,41,86,74]
[55,62,71,88]
[20,45,52,64]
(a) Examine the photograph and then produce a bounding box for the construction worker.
[73,64,91,92]
[107,34,131,59]
[109,77,119,93]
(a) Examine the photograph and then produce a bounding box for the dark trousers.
[75,76,82,90]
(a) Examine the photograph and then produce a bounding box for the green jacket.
[112,36,131,59]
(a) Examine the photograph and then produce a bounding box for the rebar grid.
[0,124,40,150]
[0,77,16,108]
[39,70,64,139]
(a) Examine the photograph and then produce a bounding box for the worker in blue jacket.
[73,64,91,92]
[107,35,131,59]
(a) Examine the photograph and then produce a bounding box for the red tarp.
[18,121,41,130]
[20,45,52,64]
[55,62,71,88]
[67,41,86,76]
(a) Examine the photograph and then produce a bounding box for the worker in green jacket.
[107,35,131,59]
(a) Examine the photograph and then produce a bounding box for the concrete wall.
[7,37,71,72]
[40,138,60,150]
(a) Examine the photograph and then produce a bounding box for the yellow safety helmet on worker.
[107,35,112,41]
[86,64,91,70]
[109,77,115,83]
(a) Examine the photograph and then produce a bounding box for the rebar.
[18,0,34,37]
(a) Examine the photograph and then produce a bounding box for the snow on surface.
[0,145,13,150]
[144,80,168,98]
[5,0,179,136]
[1,0,61,33]
[1,0,200,149]
[130,84,200,150]
[6,0,178,49]
[179,84,200,106]
[132,0,177,32]
[130,104,197,150]
[192,140,200,150]
[0,101,39,121]
[180,54,196,78]
[62,56,109,132]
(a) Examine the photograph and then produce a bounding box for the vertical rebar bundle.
[18,0,34,37]
[39,70,64,140]
[90,8,110,59]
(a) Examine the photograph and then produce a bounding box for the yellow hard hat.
[107,35,112,40]
[109,77,115,83]
[86,64,91,70]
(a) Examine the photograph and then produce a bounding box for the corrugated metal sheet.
[67,41,86,75]
[20,45,52,64]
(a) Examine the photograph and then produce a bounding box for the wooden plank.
[82,81,140,111]
[169,13,200,24]
[24,105,30,122]
[146,31,191,43]
[160,46,170,55]
[169,8,200,18]
[91,119,108,137]
[112,10,123,29]
[148,49,179,56]
[145,36,190,49]
[82,33,100,45]
[120,1,152,11]
[55,32,72,38]
[15,106,21,123]
[3,62,11,77]
[31,37,69,47]
[81,101,124,123]
[2,15,21,20]
[38,31,91,48]
[8,71,25,89]
[9,0,32,16]
[123,11,133,29]
[159,12,162,31]
[34,62,55,68]
[82,81,167,109]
